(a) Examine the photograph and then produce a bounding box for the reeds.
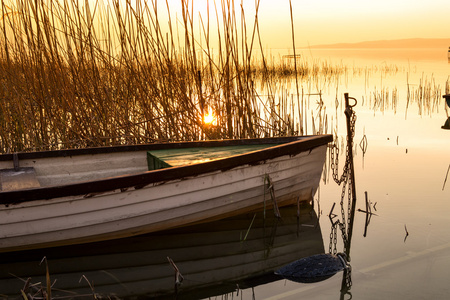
[406,73,442,118]
[0,0,341,152]
[370,86,399,114]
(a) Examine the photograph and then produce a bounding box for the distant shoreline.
[302,38,450,49]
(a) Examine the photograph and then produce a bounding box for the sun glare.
[203,108,215,125]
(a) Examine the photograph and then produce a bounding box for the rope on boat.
[264,174,281,219]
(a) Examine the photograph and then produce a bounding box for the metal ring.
[348,97,357,107]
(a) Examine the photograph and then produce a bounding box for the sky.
[66,0,450,51]
[240,0,450,48]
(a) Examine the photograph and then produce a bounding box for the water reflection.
[271,49,450,299]
[275,94,359,300]
[276,196,355,300]
[0,205,323,299]
[357,191,378,238]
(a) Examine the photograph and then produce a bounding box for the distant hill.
[306,38,450,49]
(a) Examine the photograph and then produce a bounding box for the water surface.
[228,47,450,299]
[2,48,449,300]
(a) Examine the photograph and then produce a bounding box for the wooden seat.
[0,167,41,191]
[147,152,172,170]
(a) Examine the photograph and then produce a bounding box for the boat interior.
[0,144,277,191]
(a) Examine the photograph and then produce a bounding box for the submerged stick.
[242,213,257,241]
[39,256,51,300]
[167,257,184,288]
[357,209,378,216]
[404,224,409,243]
[443,164,450,191]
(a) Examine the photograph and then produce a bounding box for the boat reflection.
[0,205,324,299]
[275,199,356,300]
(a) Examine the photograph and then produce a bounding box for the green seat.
[147,152,172,171]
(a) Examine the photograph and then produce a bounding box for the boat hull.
[0,136,331,252]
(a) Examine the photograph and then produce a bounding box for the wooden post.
[363,191,369,237]
[344,93,357,260]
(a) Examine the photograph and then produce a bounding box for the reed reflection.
[357,191,378,238]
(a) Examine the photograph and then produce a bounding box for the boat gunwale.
[0,137,306,161]
[0,135,332,204]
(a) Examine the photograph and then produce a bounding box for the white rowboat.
[0,135,332,252]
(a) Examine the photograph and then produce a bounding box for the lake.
[238,48,450,299]
[1,48,449,299]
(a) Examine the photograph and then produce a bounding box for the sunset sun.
[203,108,215,125]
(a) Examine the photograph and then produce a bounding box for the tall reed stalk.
[0,0,335,152]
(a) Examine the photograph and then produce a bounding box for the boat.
[0,135,332,253]
[0,205,324,299]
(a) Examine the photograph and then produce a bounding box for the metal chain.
[332,107,357,185]
[346,109,357,245]
[327,100,357,298]
[329,104,357,255]
[346,176,353,247]
[342,267,353,297]
[346,268,353,288]
[329,223,338,255]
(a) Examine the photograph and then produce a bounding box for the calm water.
[230,48,450,299]
[1,48,449,299]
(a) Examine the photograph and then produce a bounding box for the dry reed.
[0,0,379,153]
[0,0,338,152]
[406,73,442,118]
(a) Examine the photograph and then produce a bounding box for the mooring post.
[363,191,370,237]
[344,93,357,260]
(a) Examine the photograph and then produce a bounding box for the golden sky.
[255,0,449,48]
[153,0,450,50]
[58,0,450,51]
